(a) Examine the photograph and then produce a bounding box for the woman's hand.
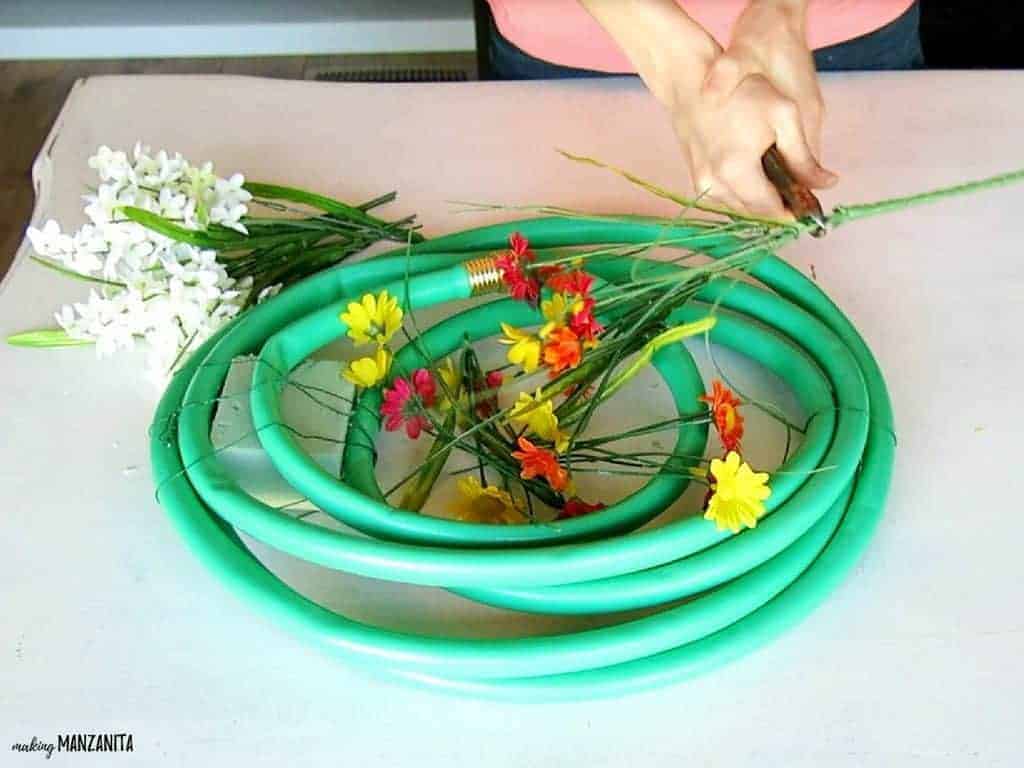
[582,0,838,219]
[674,0,837,217]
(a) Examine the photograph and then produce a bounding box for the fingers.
[771,95,837,189]
[693,161,792,221]
[694,76,794,219]
[801,93,826,161]
[690,166,746,214]
[724,171,791,220]
[680,71,837,220]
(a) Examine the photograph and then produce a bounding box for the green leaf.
[245,181,424,243]
[30,255,127,289]
[398,411,456,512]
[121,207,324,252]
[120,207,227,248]
[7,328,94,348]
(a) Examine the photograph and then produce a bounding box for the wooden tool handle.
[762,145,827,236]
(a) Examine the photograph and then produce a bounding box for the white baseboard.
[0,0,476,59]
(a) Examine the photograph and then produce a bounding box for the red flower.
[699,379,744,453]
[380,368,437,439]
[558,498,606,519]
[485,370,504,389]
[512,436,569,491]
[568,297,604,342]
[495,251,540,303]
[536,263,564,281]
[494,250,521,279]
[542,326,583,376]
[472,369,504,418]
[546,270,594,297]
[509,231,535,262]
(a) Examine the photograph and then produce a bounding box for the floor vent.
[315,68,469,83]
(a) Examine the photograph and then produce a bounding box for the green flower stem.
[558,149,809,234]
[569,316,716,414]
[828,167,1024,227]
[397,410,457,512]
[243,181,424,243]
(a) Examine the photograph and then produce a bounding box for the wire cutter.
[762,145,828,236]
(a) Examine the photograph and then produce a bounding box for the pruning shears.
[762,145,828,236]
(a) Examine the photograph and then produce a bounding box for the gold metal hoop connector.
[464,257,504,296]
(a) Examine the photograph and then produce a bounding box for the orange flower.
[542,326,582,376]
[699,379,744,453]
[546,270,594,297]
[512,436,569,491]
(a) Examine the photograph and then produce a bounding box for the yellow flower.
[499,322,541,374]
[539,292,578,339]
[454,476,525,525]
[435,357,463,412]
[704,451,772,533]
[342,347,392,388]
[340,290,403,347]
[509,388,570,453]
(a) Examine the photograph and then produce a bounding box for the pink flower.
[412,368,437,403]
[380,368,437,439]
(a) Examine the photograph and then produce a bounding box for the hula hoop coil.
[151,216,895,700]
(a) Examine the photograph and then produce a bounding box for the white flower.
[57,289,132,358]
[210,303,242,322]
[37,143,262,385]
[207,174,252,234]
[88,146,131,183]
[83,184,121,225]
[27,220,75,262]
[158,186,188,221]
[62,224,107,275]
[143,326,184,384]
[256,283,282,303]
[55,304,92,340]
[153,150,188,186]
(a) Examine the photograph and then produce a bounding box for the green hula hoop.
[150,216,894,699]
[253,285,706,547]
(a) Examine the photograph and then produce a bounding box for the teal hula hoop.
[150,216,894,700]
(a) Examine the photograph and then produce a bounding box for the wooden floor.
[0,53,476,280]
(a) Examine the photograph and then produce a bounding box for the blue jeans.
[489,1,923,79]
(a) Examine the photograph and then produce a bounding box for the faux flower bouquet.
[11,143,419,382]
[339,226,773,528]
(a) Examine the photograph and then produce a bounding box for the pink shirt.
[488,1,916,73]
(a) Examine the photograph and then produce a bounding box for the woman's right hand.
[583,0,837,220]
[662,1,838,218]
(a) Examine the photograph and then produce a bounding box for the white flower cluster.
[26,144,269,384]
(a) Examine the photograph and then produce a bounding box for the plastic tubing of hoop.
[151,215,894,699]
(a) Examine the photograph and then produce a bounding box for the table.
[2,72,1022,766]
